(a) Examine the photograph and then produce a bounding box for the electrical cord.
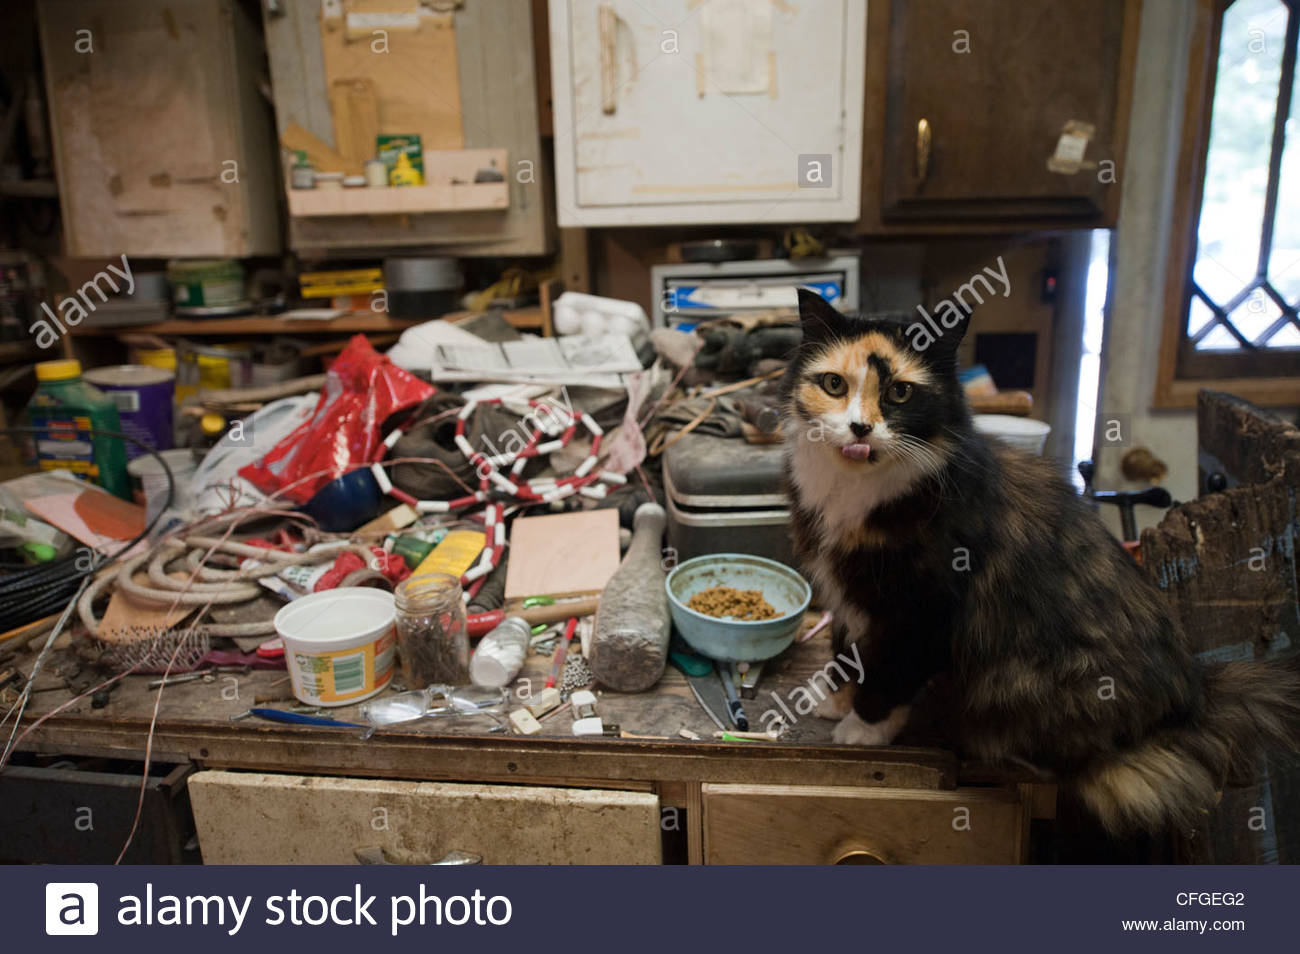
[0,426,175,633]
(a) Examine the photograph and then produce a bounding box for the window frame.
[1156,0,1300,408]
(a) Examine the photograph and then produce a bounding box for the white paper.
[701,0,773,95]
[431,333,641,387]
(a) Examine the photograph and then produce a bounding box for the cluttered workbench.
[6,617,1034,866]
[0,298,1048,866]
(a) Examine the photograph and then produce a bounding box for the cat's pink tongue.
[841,442,872,461]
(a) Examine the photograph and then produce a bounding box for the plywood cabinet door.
[879,0,1133,223]
[550,0,867,226]
[37,0,281,258]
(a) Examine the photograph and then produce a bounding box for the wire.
[0,427,175,632]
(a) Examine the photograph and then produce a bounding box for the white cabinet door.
[550,0,866,226]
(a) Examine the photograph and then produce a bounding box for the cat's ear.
[797,287,849,344]
[910,296,974,365]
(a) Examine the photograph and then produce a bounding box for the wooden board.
[12,623,960,793]
[319,2,464,150]
[189,770,661,864]
[328,77,380,174]
[280,121,351,174]
[1196,389,1300,492]
[287,180,508,216]
[702,782,1027,864]
[69,313,419,337]
[504,508,621,600]
[1142,390,1300,865]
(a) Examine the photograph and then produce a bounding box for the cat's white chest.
[787,432,900,536]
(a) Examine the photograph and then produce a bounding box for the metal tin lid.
[83,364,175,387]
[384,256,461,292]
[662,432,787,507]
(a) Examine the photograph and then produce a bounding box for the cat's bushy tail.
[1075,659,1300,834]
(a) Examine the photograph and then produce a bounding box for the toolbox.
[662,432,794,567]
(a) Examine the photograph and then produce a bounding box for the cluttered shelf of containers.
[0,255,1045,749]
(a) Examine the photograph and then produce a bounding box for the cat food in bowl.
[666,554,811,662]
[687,586,779,621]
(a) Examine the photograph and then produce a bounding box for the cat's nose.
[850,422,872,438]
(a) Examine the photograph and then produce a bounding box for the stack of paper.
[431,333,642,387]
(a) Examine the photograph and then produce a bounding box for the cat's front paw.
[814,685,854,720]
[831,707,909,746]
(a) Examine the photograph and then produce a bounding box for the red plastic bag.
[313,546,412,591]
[239,335,433,504]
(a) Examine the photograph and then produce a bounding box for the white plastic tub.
[273,587,397,707]
[973,414,1052,455]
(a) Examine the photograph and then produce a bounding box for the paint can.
[274,588,397,707]
[167,259,245,308]
[83,364,175,459]
[173,342,253,404]
[127,448,197,523]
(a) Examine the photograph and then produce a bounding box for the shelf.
[0,179,59,198]
[287,181,508,217]
[0,341,39,361]
[285,148,510,218]
[69,313,422,337]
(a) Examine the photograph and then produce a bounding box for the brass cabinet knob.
[916,118,932,185]
[833,847,891,865]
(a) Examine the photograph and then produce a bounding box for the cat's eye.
[819,372,848,397]
[886,381,914,404]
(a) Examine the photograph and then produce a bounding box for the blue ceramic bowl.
[665,553,811,663]
[302,467,384,532]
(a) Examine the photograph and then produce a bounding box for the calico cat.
[783,288,1300,833]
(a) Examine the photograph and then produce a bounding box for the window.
[1157,0,1300,406]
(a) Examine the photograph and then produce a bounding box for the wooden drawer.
[702,783,1027,864]
[0,761,195,864]
[188,770,661,865]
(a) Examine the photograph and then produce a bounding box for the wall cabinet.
[549,0,867,226]
[262,0,549,257]
[37,0,281,258]
[864,0,1139,230]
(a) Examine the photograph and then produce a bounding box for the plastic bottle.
[470,616,531,688]
[26,359,130,499]
[389,152,423,186]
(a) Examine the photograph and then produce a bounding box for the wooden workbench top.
[13,629,962,793]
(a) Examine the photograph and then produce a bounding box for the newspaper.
[430,333,642,387]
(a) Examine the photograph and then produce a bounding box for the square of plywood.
[504,509,621,600]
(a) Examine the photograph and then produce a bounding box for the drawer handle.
[599,4,619,115]
[916,118,932,185]
[833,847,891,865]
[355,846,483,865]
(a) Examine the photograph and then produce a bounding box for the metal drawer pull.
[833,847,890,865]
[355,846,483,865]
[916,118,932,184]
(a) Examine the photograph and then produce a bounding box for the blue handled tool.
[248,708,366,728]
[716,663,749,731]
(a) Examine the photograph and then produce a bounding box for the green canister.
[26,359,131,499]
